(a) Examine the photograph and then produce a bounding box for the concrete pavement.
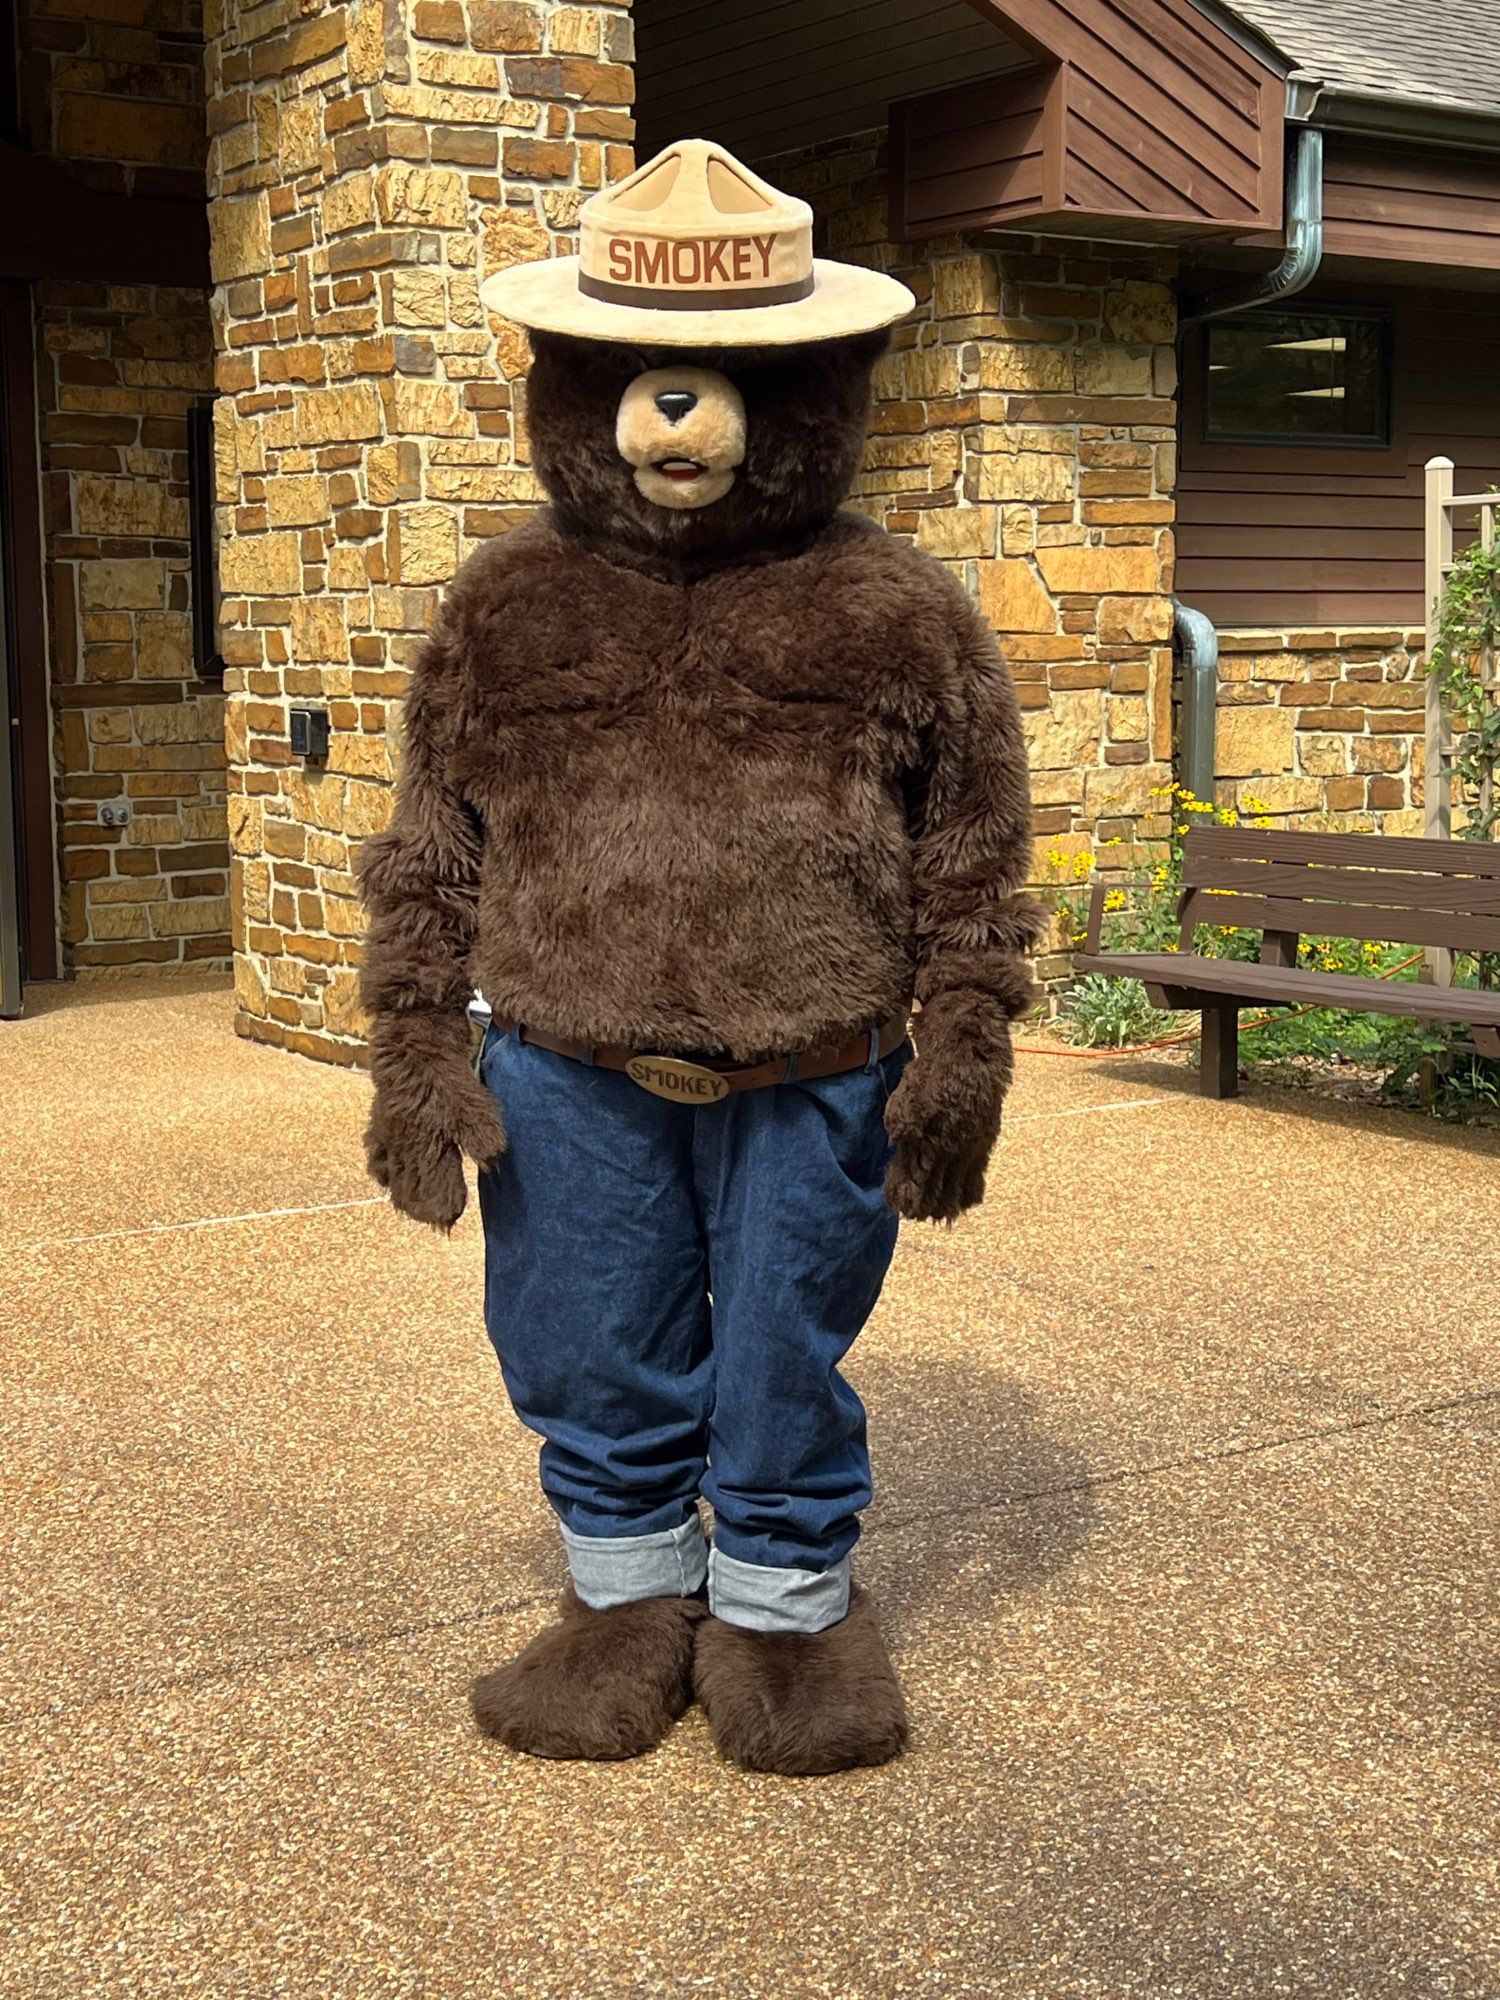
[2,977,1496,1998]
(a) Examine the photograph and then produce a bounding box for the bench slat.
[1075,950,1500,1026]
[1183,856,1500,914]
[1185,825,1500,879]
[1180,889,1500,955]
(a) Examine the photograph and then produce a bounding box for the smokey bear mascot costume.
[358,141,1041,1777]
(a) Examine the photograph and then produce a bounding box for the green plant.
[1371,1011,1500,1117]
[1427,518,1500,844]
[1062,973,1172,1049]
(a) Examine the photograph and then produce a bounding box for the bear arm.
[356,586,484,1023]
[908,586,1045,1020]
[354,577,507,1203]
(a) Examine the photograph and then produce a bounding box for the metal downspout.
[1179,123,1325,329]
[1169,120,1327,804]
[1174,602,1220,808]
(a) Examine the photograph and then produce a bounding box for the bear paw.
[693,1584,908,1776]
[470,1585,704,1761]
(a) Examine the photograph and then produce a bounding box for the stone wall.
[205,0,633,1063]
[769,129,1178,984]
[18,0,206,199]
[21,0,227,975]
[39,280,227,973]
[1213,627,1428,834]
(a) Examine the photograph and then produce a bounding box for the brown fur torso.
[440,508,970,1058]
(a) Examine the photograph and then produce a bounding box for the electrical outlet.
[289,708,332,762]
[99,801,132,829]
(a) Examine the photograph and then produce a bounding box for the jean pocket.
[876,1037,914,1104]
[474,1019,499,1081]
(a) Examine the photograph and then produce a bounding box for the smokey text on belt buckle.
[625,1054,732,1104]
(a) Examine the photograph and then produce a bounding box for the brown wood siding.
[1176,290,1500,629]
[890,0,1283,240]
[1030,0,1274,223]
[892,65,1053,235]
[1322,140,1500,273]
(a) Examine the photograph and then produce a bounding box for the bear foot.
[471,1584,705,1761]
[693,1584,908,1776]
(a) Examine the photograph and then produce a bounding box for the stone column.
[205,0,632,1063]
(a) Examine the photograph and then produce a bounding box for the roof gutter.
[1178,122,1324,328]
[1288,74,1500,157]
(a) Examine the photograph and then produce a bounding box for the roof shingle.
[1222,0,1500,114]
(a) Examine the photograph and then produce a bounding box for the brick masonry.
[39,280,227,974]
[21,0,227,976]
[18,0,207,201]
[1213,628,1429,833]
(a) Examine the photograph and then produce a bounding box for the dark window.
[186,398,225,681]
[1204,309,1392,447]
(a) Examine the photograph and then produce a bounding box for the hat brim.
[478,255,915,348]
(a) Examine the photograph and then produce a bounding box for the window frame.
[1200,303,1396,452]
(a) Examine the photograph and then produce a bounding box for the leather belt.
[490,1008,912,1105]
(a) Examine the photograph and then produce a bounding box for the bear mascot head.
[526,325,889,569]
[487,139,913,570]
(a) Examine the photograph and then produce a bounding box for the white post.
[1424,456,1455,987]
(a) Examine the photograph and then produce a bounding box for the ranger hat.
[479,138,915,348]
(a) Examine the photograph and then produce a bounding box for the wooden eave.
[891,0,1286,244]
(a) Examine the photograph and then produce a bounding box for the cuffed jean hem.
[559,1511,708,1610]
[707,1546,851,1635]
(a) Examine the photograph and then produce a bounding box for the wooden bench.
[1074,826,1500,1097]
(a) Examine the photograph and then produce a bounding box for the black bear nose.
[654,389,697,424]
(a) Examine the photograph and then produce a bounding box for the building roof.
[1222,0,1500,115]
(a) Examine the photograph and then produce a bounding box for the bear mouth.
[654,456,708,484]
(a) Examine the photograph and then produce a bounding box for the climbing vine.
[1428,524,1500,843]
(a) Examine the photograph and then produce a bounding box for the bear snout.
[616,365,746,511]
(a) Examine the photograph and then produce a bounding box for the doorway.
[0,277,58,1015]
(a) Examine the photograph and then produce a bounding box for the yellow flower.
[1254,815,1273,830]
[1104,890,1127,911]
[1218,809,1236,825]
[1073,853,1094,880]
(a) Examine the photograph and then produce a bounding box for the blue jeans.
[475,1021,910,1633]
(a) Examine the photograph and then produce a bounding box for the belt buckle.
[625,1053,731,1104]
